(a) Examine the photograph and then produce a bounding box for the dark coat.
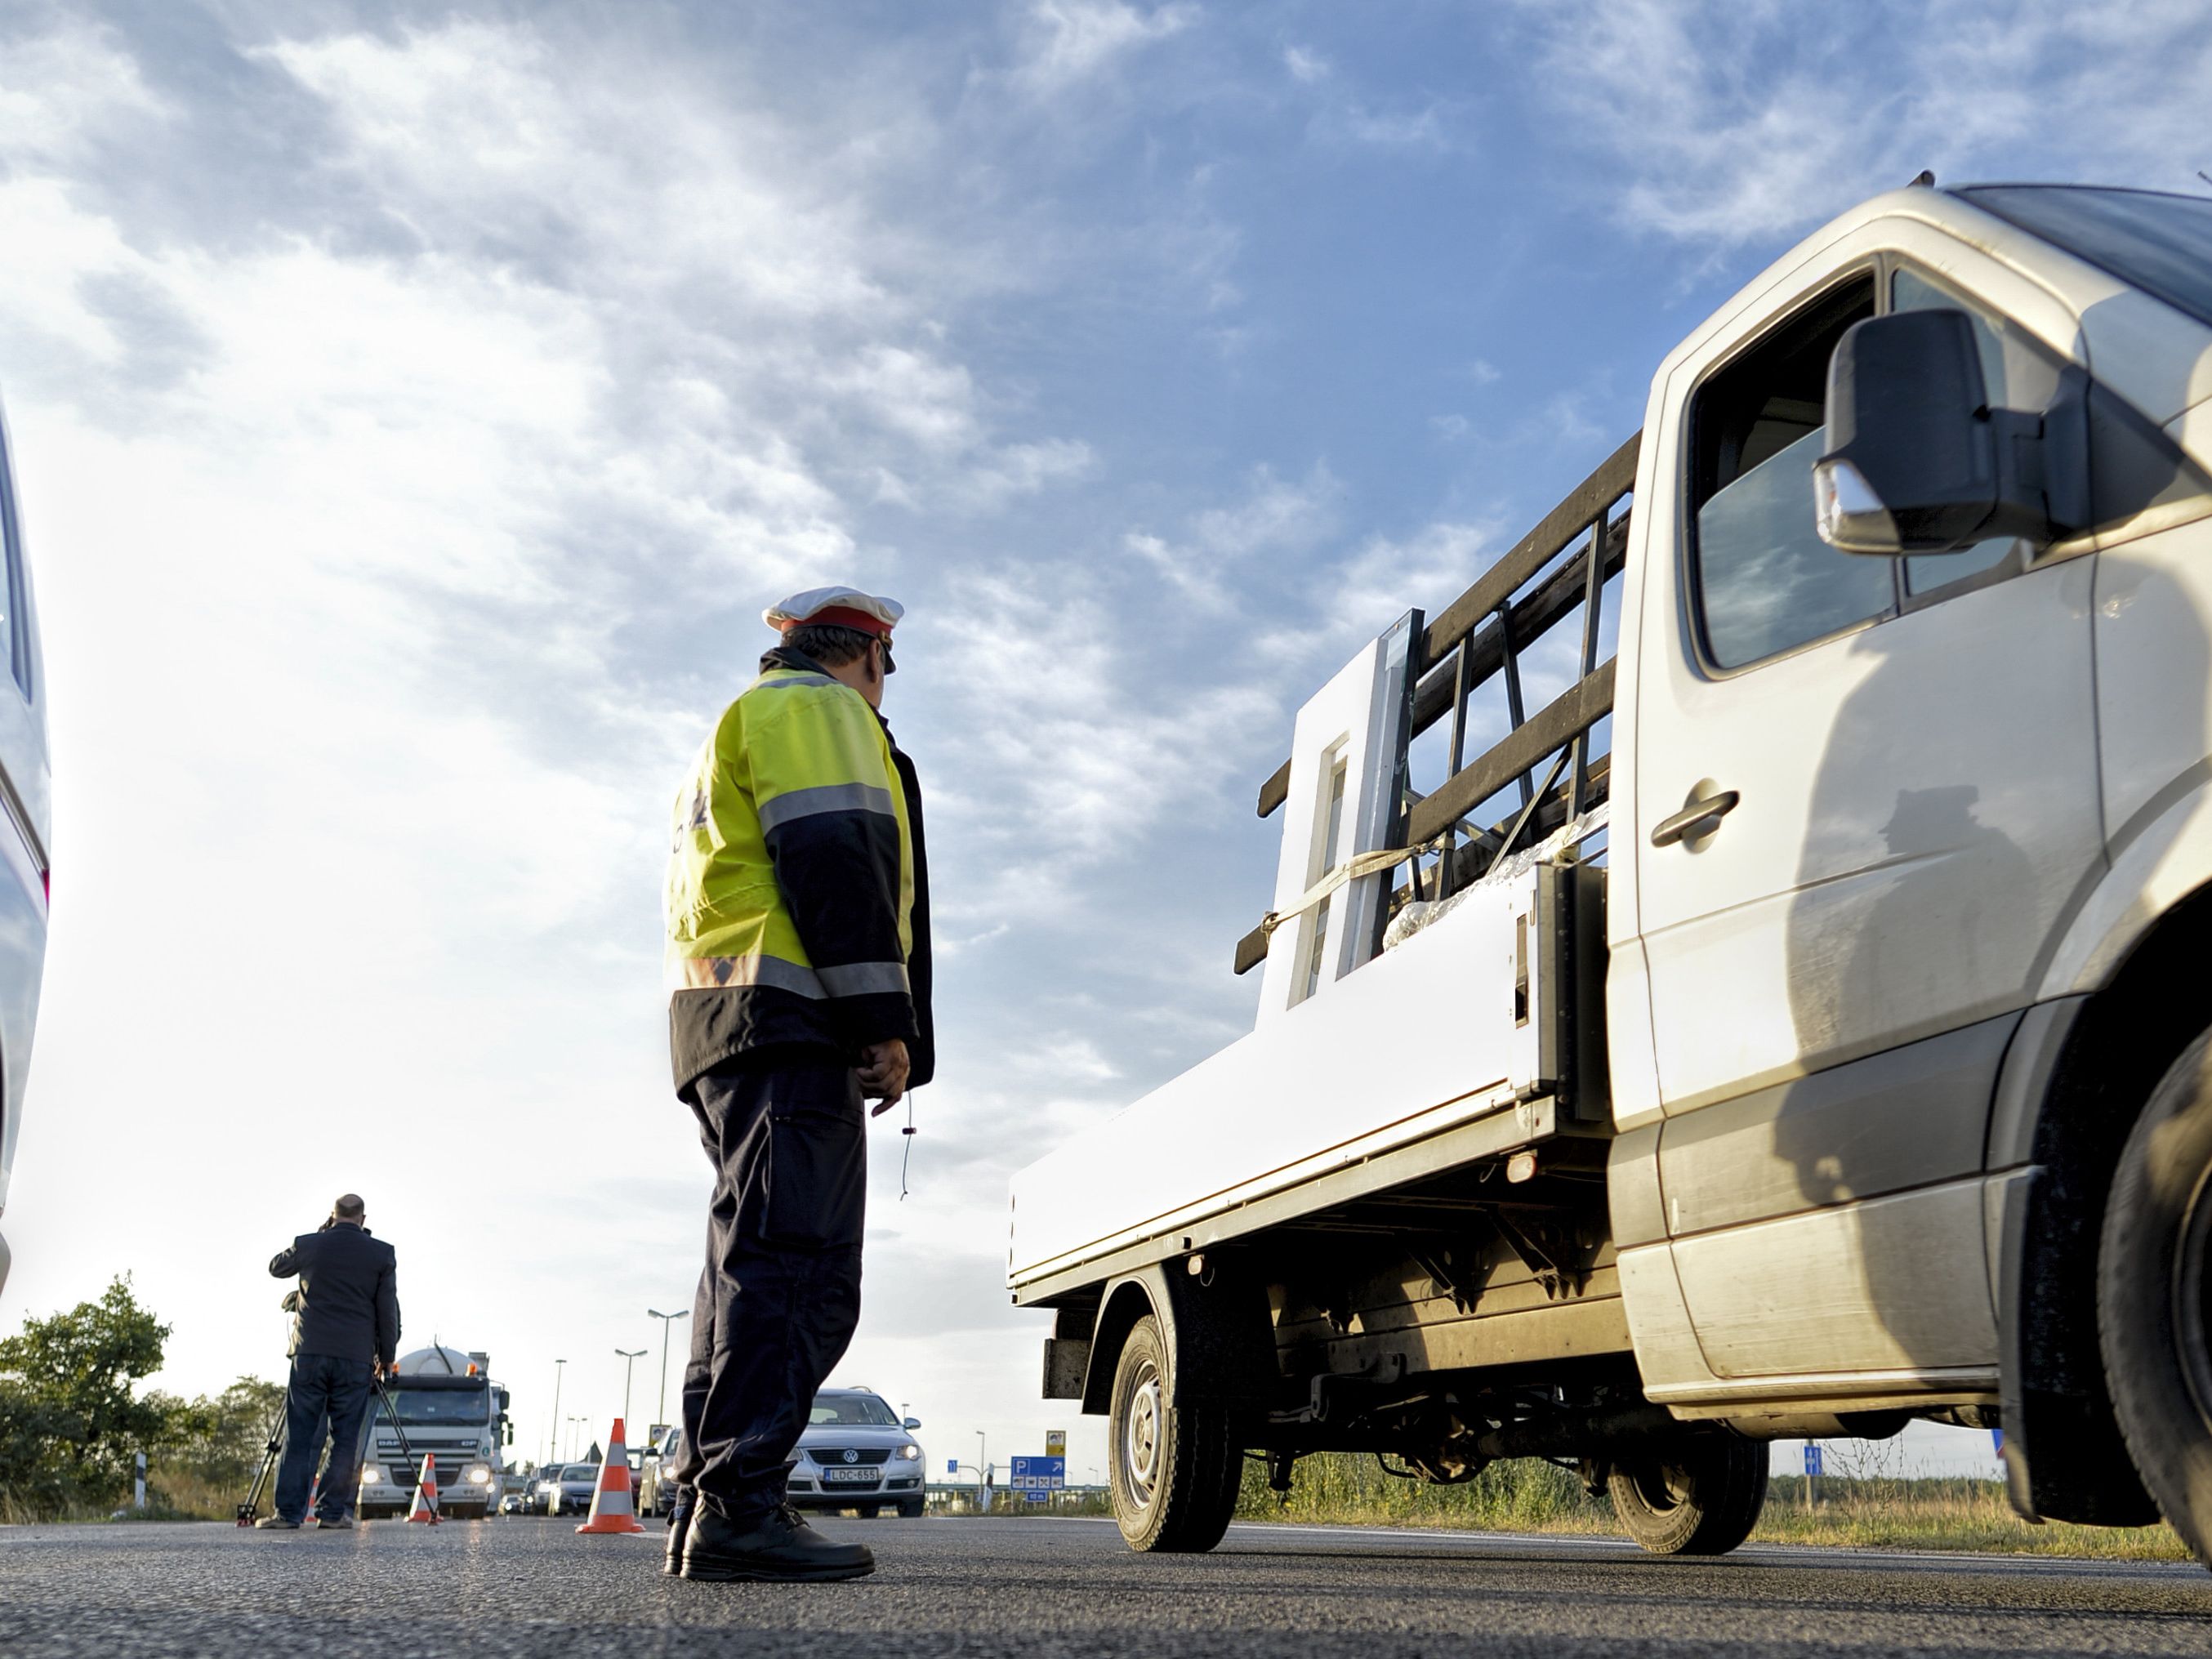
[270,1224,400,1367]
[885,729,934,1089]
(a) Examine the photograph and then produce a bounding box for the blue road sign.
[947,1458,958,1475]
[1009,1455,1066,1492]
[1803,1445,1824,1478]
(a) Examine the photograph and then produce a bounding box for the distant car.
[0,391,51,1301]
[787,1388,925,1519]
[638,1429,682,1519]
[498,1474,536,1516]
[542,1462,600,1516]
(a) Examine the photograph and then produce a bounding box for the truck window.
[1688,275,1889,670]
[1958,185,2212,332]
[1889,267,2041,598]
[1300,749,1349,1003]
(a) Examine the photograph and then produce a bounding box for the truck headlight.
[361,1464,386,1487]
[466,1465,493,1485]
[898,1443,921,1461]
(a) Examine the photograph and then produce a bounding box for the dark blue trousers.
[672,1053,866,1523]
[274,1353,375,1522]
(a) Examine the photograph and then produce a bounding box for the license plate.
[821,1468,876,1484]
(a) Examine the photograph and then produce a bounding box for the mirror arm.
[2040,365,2092,539]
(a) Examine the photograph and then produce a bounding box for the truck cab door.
[1630,243,2101,1388]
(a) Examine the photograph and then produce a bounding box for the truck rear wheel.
[1108,1313,1242,1553]
[1608,1434,1767,1555]
[2098,1030,2212,1569]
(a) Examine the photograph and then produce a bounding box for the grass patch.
[1232,1453,2196,1563]
[1,1466,270,1523]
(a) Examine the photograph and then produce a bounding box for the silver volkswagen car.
[786,1387,926,1519]
[0,392,51,1300]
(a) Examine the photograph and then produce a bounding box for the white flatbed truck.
[1008,181,2212,1565]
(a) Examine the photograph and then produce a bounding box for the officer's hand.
[858,1039,910,1113]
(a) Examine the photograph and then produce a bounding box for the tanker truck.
[355,1344,511,1520]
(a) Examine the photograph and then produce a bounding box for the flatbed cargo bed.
[1009,860,1605,1303]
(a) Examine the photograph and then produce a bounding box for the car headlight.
[361,1464,386,1487]
[898,1443,921,1461]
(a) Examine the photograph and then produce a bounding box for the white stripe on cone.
[576,1417,644,1535]
[407,1455,440,1523]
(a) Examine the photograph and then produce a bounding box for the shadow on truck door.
[1643,258,2121,1382]
[1760,273,2212,1387]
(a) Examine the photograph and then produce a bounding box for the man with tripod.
[257,1194,400,1529]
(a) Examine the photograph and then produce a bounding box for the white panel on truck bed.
[1255,613,1417,1022]
[1009,864,1559,1290]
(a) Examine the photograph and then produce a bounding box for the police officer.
[260,1194,400,1529]
[662,586,933,1583]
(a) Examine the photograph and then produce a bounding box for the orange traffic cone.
[575,1418,644,1535]
[407,1455,440,1524]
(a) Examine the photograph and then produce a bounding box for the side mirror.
[903,1417,921,1431]
[502,1424,513,1446]
[1814,309,2080,554]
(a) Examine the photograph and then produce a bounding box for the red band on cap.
[778,604,894,638]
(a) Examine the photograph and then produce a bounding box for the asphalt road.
[2,1514,2209,1657]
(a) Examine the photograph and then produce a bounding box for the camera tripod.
[235,1367,422,1526]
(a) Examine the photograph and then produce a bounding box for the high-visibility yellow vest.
[666,653,917,1086]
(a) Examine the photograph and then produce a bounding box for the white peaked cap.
[763,586,904,638]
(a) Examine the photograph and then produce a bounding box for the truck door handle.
[1650,789,1740,849]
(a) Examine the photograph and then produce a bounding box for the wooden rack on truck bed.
[1234,430,1638,975]
[1008,435,1643,1309]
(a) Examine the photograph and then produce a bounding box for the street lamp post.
[646,1308,689,1434]
[548,1358,566,1465]
[615,1348,647,1429]
[975,1431,988,1512]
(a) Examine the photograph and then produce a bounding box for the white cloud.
[1340,102,1452,151]
[1282,44,1329,83]
[1122,462,1340,610]
[917,562,1278,918]
[1010,0,1198,95]
[0,18,166,172]
[0,10,1117,1458]
[1523,0,2212,246]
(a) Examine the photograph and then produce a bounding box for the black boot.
[680,1502,875,1583]
[664,1490,694,1576]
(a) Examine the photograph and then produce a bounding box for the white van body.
[0,392,52,1300]
[1009,185,2212,1563]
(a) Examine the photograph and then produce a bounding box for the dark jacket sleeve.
[375,1249,400,1370]
[270,1237,302,1278]
[892,743,934,1088]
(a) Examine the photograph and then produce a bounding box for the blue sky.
[0,0,2206,1481]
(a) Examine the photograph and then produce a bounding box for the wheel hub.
[1123,1364,1162,1506]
